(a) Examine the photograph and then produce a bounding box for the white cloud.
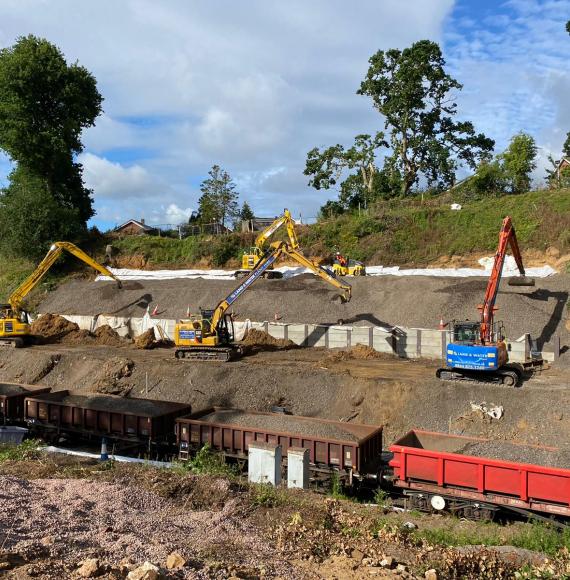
[1,0,456,221]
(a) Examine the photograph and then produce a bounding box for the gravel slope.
[38,273,569,348]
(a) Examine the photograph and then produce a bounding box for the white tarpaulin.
[95,254,556,282]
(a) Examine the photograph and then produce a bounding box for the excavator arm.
[253,208,299,251]
[210,240,350,330]
[8,241,121,311]
[478,216,534,343]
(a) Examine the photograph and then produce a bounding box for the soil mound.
[326,344,389,362]
[241,329,297,349]
[91,357,135,396]
[135,328,156,349]
[30,314,78,342]
[30,315,130,347]
[92,325,127,347]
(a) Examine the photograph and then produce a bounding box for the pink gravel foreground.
[0,475,294,578]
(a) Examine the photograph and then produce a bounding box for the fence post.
[369,326,374,348]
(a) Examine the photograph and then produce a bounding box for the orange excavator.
[436,216,541,387]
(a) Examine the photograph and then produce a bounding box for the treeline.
[305,33,570,217]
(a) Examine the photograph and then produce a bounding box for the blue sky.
[0,0,568,231]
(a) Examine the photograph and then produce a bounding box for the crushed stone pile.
[30,315,130,347]
[198,408,374,442]
[456,440,570,469]
[0,475,289,579]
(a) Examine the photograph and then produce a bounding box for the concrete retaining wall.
[56,313,556,363]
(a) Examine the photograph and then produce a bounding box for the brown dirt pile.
[30,313,78,341]
[326,344,390,362]
[31,315,130,347]
[134,328,156,349]
[241,328,296,349]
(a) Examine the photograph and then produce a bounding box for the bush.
[211,236,242,266]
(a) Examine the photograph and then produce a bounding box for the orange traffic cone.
[186,305,191,317]
[151,304,159,316]
[438,317,447,330]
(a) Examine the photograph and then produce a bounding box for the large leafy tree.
[198,165,239,228]
[498,132,537,193]
[357,40,494,195]
[0,35,101,257]
[563,132,570,157]
[305,133,399,211]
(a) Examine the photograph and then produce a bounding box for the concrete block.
[287,447,309,489]
[248,442,282,486]
[267,324,286,340]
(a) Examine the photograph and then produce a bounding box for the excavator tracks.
[436,365,523,387]
[174,346,242,362]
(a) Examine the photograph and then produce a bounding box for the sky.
[0,0,568,230]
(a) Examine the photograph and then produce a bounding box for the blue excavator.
[436,216,542,387]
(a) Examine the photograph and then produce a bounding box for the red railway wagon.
[390,430,570,520]
[0,383,51,423]
[175,408,383,482]
[25,390,191,446]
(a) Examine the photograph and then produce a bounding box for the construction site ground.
[1,272,570,578]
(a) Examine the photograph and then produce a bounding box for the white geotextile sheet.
[95,254,556,282]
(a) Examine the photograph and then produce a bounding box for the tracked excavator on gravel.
[235,208,300,279]
[436,216,541,387]
[0,242,122,348]
[174,240,352,361]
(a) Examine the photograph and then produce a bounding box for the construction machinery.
[0,242,122,348]
[235,209,300,279]
[332,252,366,276]
[174,240,351,361]
[436,216,540,387]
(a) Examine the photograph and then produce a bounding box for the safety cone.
[438,317,447,330]
[186,305,191,317]
[151,304,159,316]
[100,437,109,461]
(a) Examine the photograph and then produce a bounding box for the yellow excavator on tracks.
[235,208,300,279]
[174,239,351,361]
[0,242,122,347]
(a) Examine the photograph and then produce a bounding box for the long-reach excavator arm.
[478,216,534,344]
[0,241,121,348]
[175,239,351,361]
[253,208,299,251]
[7,241,121,312]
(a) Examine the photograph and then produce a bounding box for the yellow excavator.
[174,239,352,361]
[0,242,122,347]
[235,208,300,279]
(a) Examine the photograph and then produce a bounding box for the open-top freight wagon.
[0,383,51,424]
[390,429,570,523]
[175,407,384,485]
[25,389,191,453]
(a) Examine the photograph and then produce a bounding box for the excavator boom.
[253,208,299,251]
[8,241,121,311]
[478,216,534,343]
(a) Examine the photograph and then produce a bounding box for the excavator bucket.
[507,276,535,287]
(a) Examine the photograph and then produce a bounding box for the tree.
[563,132,570,158]
[198,165,239,228]
[240,201,255,222]
[0,35,103,255]
[0,166,84,259]
[357,40,494,195]
[499,132,537,193]
[305,132,397,211]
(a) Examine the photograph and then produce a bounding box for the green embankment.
[112,189,570,268]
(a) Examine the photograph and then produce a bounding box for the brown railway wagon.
[25,390,191,444]
[175,408,383,478]
[0,383,51,424]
